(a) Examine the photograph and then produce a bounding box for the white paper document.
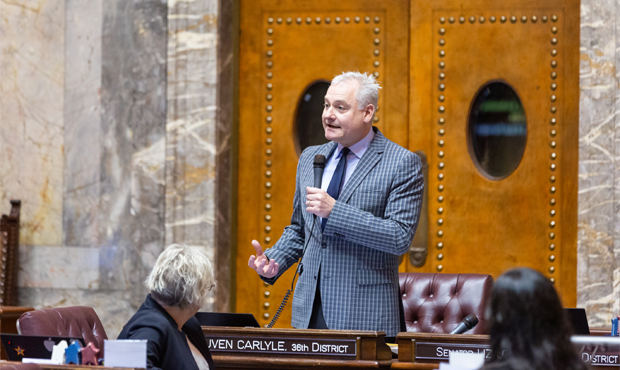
[104,339,148,368]
[22,358,62,364]
[441,351,485,369]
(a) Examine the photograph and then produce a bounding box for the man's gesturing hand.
[306,186,336,219]
[248,240,279,278]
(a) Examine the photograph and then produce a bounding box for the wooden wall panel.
[237,0,409,327]
[409,1,580,305]
[237,0,580,325]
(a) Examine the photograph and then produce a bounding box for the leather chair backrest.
[399,272,493,334]
[17,306,108,358]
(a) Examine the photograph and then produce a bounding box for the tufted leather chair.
[399,272,493,334]
[17,306,107,358]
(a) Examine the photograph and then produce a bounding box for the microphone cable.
[268,154,325,328]
[267,215,318,328]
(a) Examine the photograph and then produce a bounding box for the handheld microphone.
[313,155,326,188]
[449,314,479,334]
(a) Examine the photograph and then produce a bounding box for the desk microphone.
[313,155,326,188]
[450,314,479,334]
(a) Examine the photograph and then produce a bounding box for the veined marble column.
[578,0,619,325]
[98,0,168,336]
[166,0,219,311]
[0,0,64,246]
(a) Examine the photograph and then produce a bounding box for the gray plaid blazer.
[263,127,423,337]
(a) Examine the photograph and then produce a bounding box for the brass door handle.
[408,151,428,268]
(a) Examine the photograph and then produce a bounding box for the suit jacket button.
[321,243,327,248]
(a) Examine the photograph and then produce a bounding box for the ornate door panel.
[237,0,409,327]
[408,0,579,304]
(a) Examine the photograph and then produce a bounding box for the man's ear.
[363,104,376,123]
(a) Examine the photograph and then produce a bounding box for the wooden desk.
[394,332,620,369]
[0,361,137,369]
[0,306,35,359]
[591,327,613,336]
[393,333,488,370]
[203,326,393,369]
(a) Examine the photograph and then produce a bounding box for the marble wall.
[578,0,620,326]
[0,0,65,247]
[0,0,219,339]
[166,0,219,309]
[1,0,619,338]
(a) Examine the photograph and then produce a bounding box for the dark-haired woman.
[483,267,587,370]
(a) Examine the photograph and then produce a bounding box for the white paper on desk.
[104,339,147,368]
[22,358,62,364]
[439,364,467,370]
[448,351,484,369]
[387,343,398,356]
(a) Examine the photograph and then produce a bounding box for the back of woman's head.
[146,244,215,310]
[486,268,585,370]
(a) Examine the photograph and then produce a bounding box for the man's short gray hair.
[146,244,215,309]
[331,71,381,111]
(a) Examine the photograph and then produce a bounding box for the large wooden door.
[236,0,409,327]
[407,0,580,305]
[236,0,580,326]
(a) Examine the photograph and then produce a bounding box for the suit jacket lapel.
[302,142,337,189]
[302,142,337,236]
[319,142,338,165]
[339,129,386,204]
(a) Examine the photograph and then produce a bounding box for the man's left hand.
[306,187,335,219]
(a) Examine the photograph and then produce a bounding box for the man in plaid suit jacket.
[249,72,424,337]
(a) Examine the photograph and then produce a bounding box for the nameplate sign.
[571,336,620,367]
[207,336,357,358]
[415,341,492,362]
[415,338,620,367]
[581,351,620,366]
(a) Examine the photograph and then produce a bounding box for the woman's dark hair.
[485,268,587,370]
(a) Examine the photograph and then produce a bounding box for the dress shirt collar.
[335,127,375,159]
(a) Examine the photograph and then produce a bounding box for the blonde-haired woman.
[118,244,216,370]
